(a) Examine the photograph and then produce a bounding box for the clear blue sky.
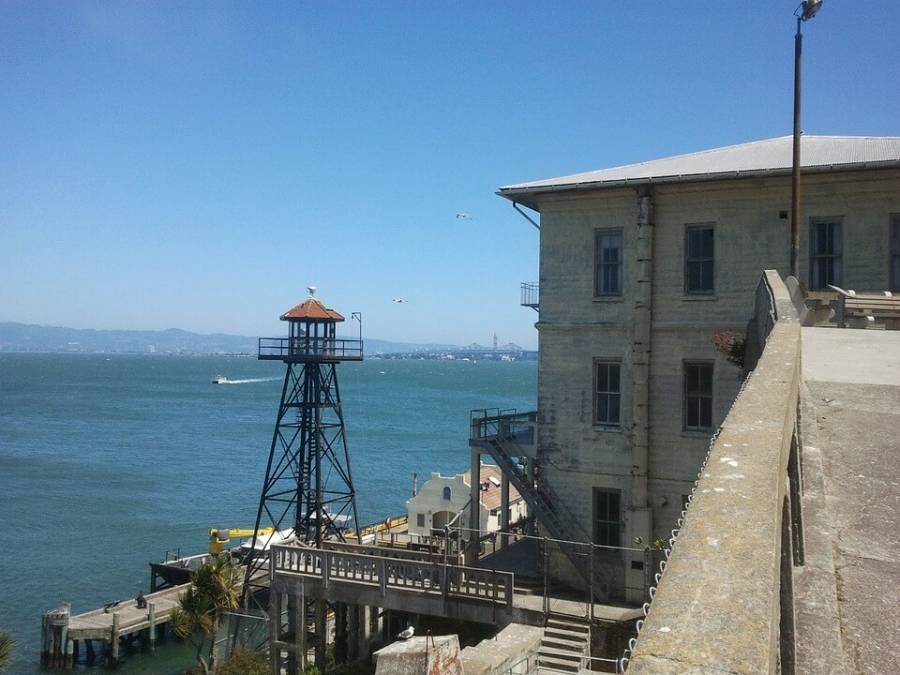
[1,2,897,348]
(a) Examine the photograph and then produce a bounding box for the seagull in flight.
[392,298,408,304]
[397,625,415,640]
[455,212,472,220]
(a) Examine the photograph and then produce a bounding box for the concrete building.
[483,135,900,600]
[406,464,526,539]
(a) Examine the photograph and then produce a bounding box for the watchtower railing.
[258,336,364,361]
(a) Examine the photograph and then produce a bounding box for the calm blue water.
[0,354,535,674]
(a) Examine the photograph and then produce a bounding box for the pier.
[40,584,186,669]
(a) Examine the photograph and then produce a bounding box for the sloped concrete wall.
[627,271,800,673]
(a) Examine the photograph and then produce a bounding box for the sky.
[1,2,897,349]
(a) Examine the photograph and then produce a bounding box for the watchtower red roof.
[280,297,345,322]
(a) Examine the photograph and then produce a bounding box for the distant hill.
[0,322,460,356]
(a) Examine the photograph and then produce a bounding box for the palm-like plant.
[0,630,13,673]
[171,554,241,675]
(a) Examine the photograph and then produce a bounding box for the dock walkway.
[41,584,188,668]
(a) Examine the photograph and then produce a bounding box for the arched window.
[442,486,452,501]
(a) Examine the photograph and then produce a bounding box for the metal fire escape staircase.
[470,410,614,601]
[470,410,568,541]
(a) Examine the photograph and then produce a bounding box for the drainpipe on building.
[467,447,481,567]
[630,186,654,569]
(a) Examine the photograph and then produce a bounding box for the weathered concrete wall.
[532,169,899,594]
[374,635,462,675]
[460,623,543,675]
[626,272,801,673]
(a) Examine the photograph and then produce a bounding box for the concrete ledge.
[628,272,801,674]
[374,635,462,675]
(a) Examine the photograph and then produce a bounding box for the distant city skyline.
[2,3,898,350]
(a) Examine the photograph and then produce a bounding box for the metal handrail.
[520,281,539,307]
[470,408,537,440]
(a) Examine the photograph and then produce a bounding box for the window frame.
[683,224,716,295]
[594,228,624,297]
[593,488,622,548]
[683,360,714,432]
[442,486,452,501]
[808,217,843,291]
[593,358,622,428]
[416,513,425,528]
[891,214,900,293]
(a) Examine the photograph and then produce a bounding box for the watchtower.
[240,288,362,608]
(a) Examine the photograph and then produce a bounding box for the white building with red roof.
[406,464,527,539]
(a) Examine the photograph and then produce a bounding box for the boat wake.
[220,377,281,385]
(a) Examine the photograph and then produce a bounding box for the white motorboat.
[212,374,230,384]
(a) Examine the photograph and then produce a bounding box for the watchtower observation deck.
[258,292,363,362]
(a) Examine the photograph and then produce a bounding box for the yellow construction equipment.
[208,527,275,554]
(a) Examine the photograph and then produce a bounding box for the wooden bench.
[828,285,900,329]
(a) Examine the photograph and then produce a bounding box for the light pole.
[790,0,823,280]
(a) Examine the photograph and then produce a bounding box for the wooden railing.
[322,540,460,565]
[271,545,514,607]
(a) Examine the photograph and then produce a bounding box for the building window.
[442,486,451,501]
[595,230,624,296]
[593,489,621,547]
[683,361,714,431]
[594,360,621,427]
[416,513,425,528]
[891,215,900,292]
[684,225,715,294]
[809,219,842,290]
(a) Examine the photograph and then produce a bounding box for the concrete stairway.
[537,616,591,674]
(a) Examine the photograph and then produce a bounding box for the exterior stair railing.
[470,409,618,601]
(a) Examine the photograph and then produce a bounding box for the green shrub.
[216,648,269,675]
[0,630,13,673]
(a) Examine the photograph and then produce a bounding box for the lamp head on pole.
[800,0,823,21]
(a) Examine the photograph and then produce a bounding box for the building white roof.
[498,135,900,208]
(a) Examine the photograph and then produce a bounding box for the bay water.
[0,353,536,673]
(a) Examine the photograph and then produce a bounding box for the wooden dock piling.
[148,602,157,652]
[40,603,70,668]
[109,612,120,666]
